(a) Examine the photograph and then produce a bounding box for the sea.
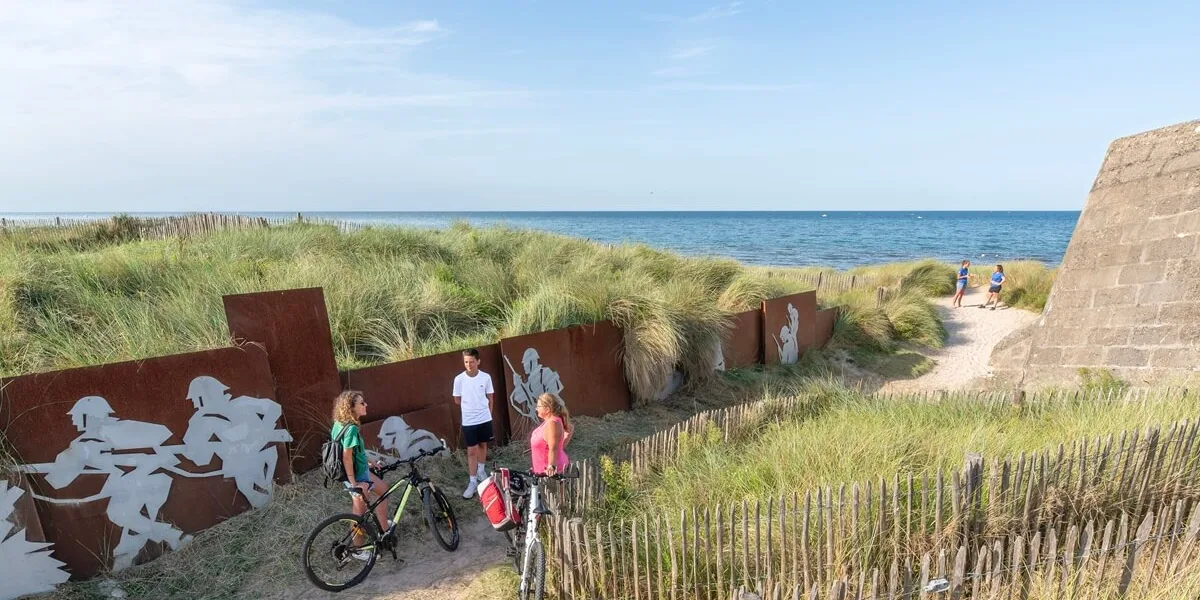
[1,211,1080,271]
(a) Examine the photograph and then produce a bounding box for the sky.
[1,0,1197,213]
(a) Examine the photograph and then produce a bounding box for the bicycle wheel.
[518,538,545,600]
[301,513,379,592]
[422,486,460,551]
[506,530,525,571]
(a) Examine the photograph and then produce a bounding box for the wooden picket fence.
[548,503,1200,600]
[0,213,365,245]
[716,503,1200,599]
[537,387,1200,599]
[545,387,1192,519]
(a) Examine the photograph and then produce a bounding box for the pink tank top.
[530,416,569,474]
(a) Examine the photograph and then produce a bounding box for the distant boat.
[821,214,827,217]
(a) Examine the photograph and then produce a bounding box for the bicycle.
[301,442,461,592]
[500,467,579,600]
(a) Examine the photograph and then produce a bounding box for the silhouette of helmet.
[68,396,114,431]
[378,417,407,451]
[187,376,230,409]
[522,347,541,369]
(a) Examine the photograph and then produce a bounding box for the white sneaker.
[463,477,478,499]
[351,549,373,562]
[476,465,487,480]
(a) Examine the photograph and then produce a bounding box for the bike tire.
[505,528,525,573]
[301,512,379,592]
[519,539,546,600]
[422,486,460,551]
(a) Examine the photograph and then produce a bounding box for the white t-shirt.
[453,370,495,427]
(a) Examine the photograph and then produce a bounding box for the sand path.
[274,513,509,600]
[879,286,1037,393]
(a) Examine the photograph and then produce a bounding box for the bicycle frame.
[349,452,441,548]
[519,477,547,588]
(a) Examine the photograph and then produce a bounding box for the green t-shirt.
[332,421,368,482]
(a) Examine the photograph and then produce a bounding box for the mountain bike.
[301,442,460,592]
[501,467,579,600]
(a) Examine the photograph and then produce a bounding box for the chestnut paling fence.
[537,387,1200,599]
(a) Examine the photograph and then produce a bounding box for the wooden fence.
[546,387,1191,518]
[539,387,1200,599]
[0,213,365,245]
[716,503,1200,599]
[551,503,1200,600]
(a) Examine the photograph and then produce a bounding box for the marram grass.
[1,221,1009,400]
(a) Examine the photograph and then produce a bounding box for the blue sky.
[1,0,1197,212]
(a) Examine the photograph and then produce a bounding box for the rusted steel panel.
[815,307,838,348]
[1,473,70,596]
[723,308,764,368]
[499,320,630,440]
[344,344,509,447]
[0,345,288,579]
[359,403,457,458]
[223,287,342,473]
[762,290,818,365]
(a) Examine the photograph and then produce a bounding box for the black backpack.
[321,424,351,487]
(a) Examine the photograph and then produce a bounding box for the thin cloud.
[651,82,805,92]
[0,2,521,132]
[643,1,745,24]
[669,45,714,60]
[686,2,745,23]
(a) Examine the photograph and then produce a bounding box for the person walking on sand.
[980,264,1006,310]
[952,259,971,308]
[531,393,573,476]
[454,348,495,498]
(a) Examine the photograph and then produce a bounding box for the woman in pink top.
[530,393,573,475]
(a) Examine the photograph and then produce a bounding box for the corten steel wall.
[722,309,764,369]
[499,321,631,439]
[4,473,49,547]
[815,307,837,348]
[343,344,510,448]
[991,119,1200,388]
[762,290,818,365]
[224,287,343,473]
[0,346,287,578]
[359,404,456,455]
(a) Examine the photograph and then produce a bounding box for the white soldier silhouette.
[364,416,443,464]
[0,481,70,599]
[181,376,292,509]
[504,347,564,422]
[18,396,190,572]
[714,338,726,372]
[772,303,800,365]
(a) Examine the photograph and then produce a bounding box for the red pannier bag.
[479,468,521,532]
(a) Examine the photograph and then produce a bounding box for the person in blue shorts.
[952,259,970,308]
[980,264,1006,310]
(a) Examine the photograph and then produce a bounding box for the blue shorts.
[956,280,967,290]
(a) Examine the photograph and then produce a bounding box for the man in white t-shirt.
[453,348,495,498]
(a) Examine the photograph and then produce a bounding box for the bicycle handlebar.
[371,444,448,478]
[509,467,580,482]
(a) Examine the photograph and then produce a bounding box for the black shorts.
[462,421,494,447]
[989,285,1002,293]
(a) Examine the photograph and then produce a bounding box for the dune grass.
[0,220,977,404]
[994,259,1057,311]
[602,381,1200,520]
